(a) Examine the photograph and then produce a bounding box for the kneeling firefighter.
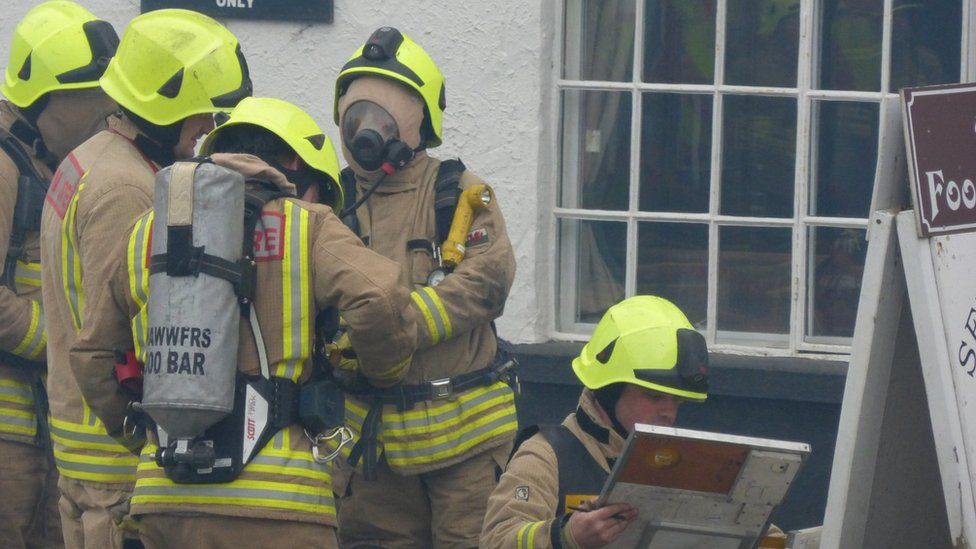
[332,27,518,547]
[68,96,421,548]
[0,2,118,546]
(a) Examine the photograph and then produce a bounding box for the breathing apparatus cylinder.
[142,161,245,441]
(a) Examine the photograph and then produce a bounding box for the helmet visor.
[341,100,399,144]
[632,328,709,396]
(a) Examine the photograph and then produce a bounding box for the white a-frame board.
[822,88,976,549]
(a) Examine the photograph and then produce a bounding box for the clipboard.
[597,424,810,548]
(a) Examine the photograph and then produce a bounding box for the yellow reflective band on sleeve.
[369,355,410,383]
[61,183,86,333]
[128,213,153,361]
[12,300,46,359]
[14,260,42,288]
[278,202,310,382]
[517,521,545,549]
[410,286,453,345]
[410,291,439,344]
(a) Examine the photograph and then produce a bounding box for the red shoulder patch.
[253,212,285,261]
[45,153,84,219]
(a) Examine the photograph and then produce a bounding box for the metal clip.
[122,414,138,440]
[307,427,353,464]
[429,377,453,400]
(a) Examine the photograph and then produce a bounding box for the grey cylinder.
[142,161,245,439]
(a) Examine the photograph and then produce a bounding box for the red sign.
[903,83,976,236]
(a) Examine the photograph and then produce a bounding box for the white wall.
[1,0,555,343]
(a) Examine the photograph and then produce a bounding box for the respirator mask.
[341,100,416,175]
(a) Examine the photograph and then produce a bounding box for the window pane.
[643,0,716,84]
[890,0,961,93]
[560,90,632,211]
[563,0,636,82]
[718,226,791,339]
[721,95,797,218]
[812,101,879,218]
[637,222,708,327]
[725,0,800,87]
[640,93,712,213]
[808,227,867,339]
[819,0,883,91]
[559,219,627,324]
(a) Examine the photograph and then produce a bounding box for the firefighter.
[38,10,250,548]
[68,96,420,548]
[332,27,518,548]
[0,2,118,547]
[479,296,709,548]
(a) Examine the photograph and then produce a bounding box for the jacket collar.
[0,100,55,170]
[575,389,627,461]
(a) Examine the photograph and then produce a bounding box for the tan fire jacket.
[0,101,50,446]
[39,114,158,487]
[343,154,518,474]
[481,390,620,549]
[69,153,420,525]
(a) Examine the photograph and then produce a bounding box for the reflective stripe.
[0,380,33,404]
[370,356,410,382]
[0,408,37,431]
[517,521,545,549]
[61,183,86,332]
[384,409,517,467]
[383,383,514,431]
[14,260,41,288]
[410,287,453,344]
[53,448,139,483]
[136,448,331,482]
[12,300,46,360]
[49,417,131,452]
[344,383,518,468]
[279,202,309,382]
[134,443,335,516]
[128,213,152,361]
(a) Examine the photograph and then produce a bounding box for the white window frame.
[551,0,974,358]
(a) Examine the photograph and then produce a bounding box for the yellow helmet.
[573,296,709,401]
[1,1,119,108]
[334,27,446,148]
[99,9,251,127]
[201,97,344,213]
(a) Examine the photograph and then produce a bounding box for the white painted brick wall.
[1,0,555,343]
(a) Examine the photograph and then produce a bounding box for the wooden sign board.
[823,86,976,548]
[903,83,976,236]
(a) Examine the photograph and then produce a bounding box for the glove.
[327,332,359,372]
[326,332,368,391]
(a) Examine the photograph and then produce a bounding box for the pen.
[566,505,628,520]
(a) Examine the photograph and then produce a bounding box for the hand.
[566,501,638,548]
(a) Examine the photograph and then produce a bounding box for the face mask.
[341,100,415,173]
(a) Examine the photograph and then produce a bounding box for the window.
[555,0,963,354]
